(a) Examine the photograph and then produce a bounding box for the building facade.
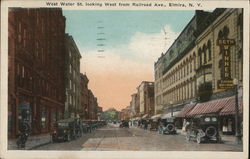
[97,106,103,120]
[87,90,98,120]
[8,8,66,137]
[137,81,154,116]
[79,73,89,119]
[120,106,130,120]
[64,34,82,118]
[129,93,137,118]
[154,9,243,120]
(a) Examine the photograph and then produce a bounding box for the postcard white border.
[1,0,249,159]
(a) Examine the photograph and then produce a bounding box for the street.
[34,124,242,151]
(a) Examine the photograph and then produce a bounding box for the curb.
[28,141,51,150]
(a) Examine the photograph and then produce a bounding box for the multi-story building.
[137,81,154,117]
[79,73,89,119]
[87,90,98,120]
[129,93,137,118]
[120,106,131,120]
[154,9,243,132]
[64,34,82,118]
[97,106,103,120]
[8,8,66,137]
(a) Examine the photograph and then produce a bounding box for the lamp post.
[233,78,241,144]
[170,101,173,117]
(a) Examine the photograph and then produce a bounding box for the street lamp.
[170,101,173,117]
[233,78,242,144]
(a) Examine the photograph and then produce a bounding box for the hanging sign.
[217,39,235,89]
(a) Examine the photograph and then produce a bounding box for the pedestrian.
[144,120,148,130]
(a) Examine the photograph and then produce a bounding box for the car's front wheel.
[51,136,56,143]
[196,136,201,144]
[66,135,71,142]
[186,132,190,141]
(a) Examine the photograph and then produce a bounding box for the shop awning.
[175,103,196,118]
[161,111,180,119]
[186,97,234,117]
[151,114,162,120]
[142,114,149,119]
[220,98,243,115]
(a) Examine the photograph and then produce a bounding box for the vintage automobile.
[149,119,159,131]
[158,117,176,134]
[51,118,81,142]
[82,121,91,133]
[119,120,129,128]
[185,115,222,144]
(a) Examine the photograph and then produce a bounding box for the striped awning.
[220,98,243,115]
[175,104,196,118]
[186,97,234,117]
[161,111,180,119]
[151,114,162,120]
[142,114,149,119]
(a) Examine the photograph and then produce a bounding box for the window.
[207,40,212,61]
[203,44,207,63]
[36,41,39,57]
[69,50,72,58]
[69,65,72,73]
[198,48,202,67]
[17,64,20,75]
[18,34,22,43]
[212,117,217,122]
[41,107,46,129]
[18,22,22,33]
[69,95,72,104]
[69,80,72,89]
[204,117,210,122]
[22,66,25,78]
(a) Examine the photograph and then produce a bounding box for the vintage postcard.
[0,0,249,159]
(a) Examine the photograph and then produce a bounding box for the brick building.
[154,9,243,133]
[120,106,130,120]
[97,106,103,120]
[87,90,98,120]
[155,9,243,114]
[8,8,66,137]
[79,73,89,119]
[137,81,154,117]
[64,34,81,118]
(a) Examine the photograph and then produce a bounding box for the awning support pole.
[234,84,242,144]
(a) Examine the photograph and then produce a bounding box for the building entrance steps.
[8,133,51,150]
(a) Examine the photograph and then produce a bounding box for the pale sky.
[63,10,195,111]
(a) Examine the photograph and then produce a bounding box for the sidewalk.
[8,133,51,150]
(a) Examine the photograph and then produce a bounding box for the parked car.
[158,117,176,134]
[149,119,159,131]
[82,121,91,133]
[119,120,129,128]
[51,118,81,142]
[185,115,222,144]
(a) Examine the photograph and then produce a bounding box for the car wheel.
[51,136,56,143]
[216,136,222,143]
[67,135,70,142]
[196,136,201,144]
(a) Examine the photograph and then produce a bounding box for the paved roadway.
[34,123,243,151]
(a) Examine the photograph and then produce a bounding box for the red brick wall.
[8,8,66,137]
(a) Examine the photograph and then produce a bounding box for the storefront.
[219,98,243,135]
[182,96,243,135]
[175,103,196,129]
